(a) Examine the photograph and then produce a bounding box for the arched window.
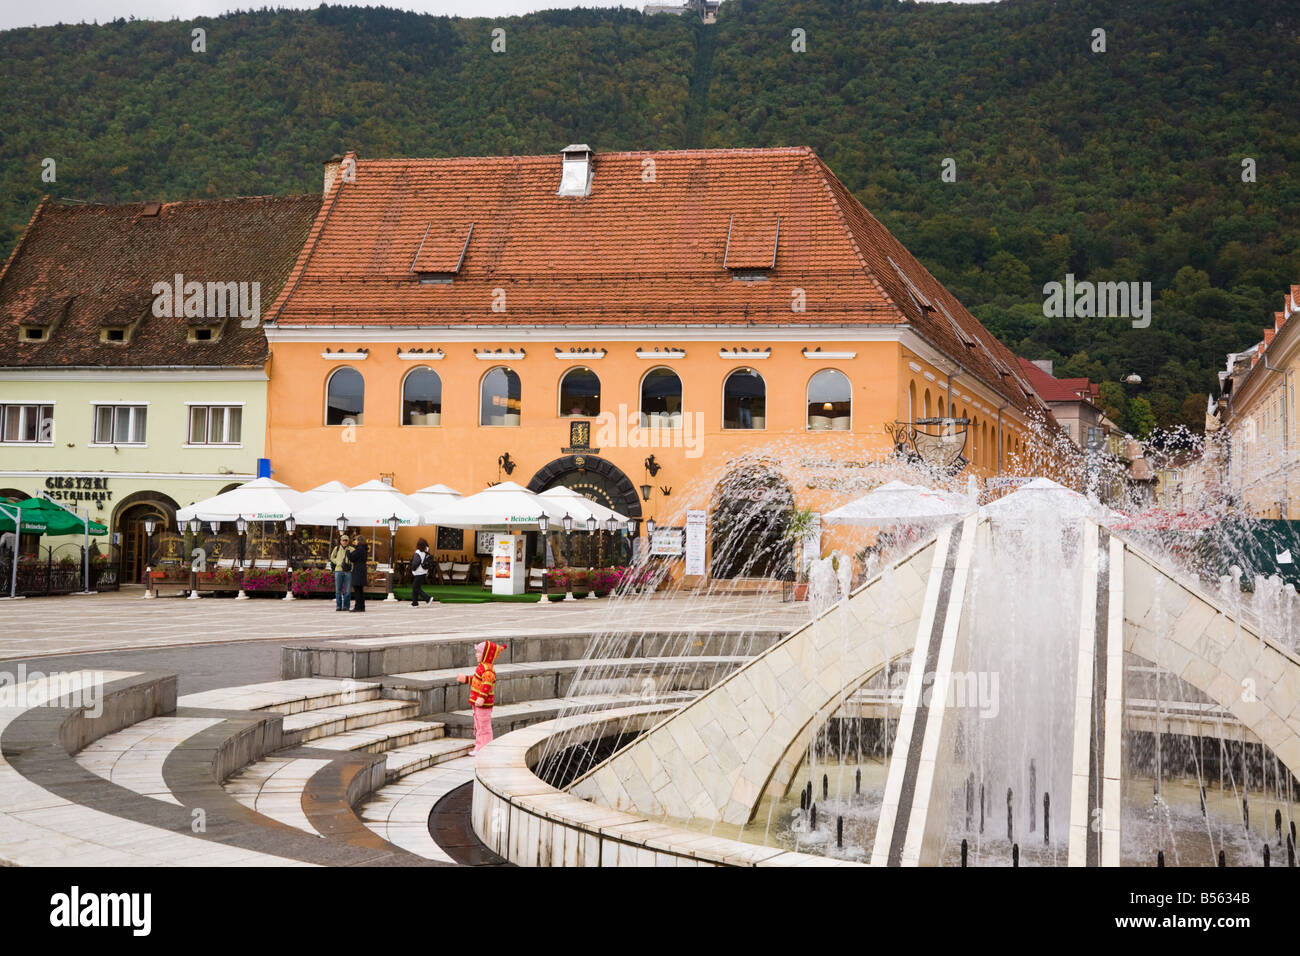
[480,366,521,427]
[807,369,851,431]
[908,382,916,421]
[402,367,442,426]
[559,367,601,418]
[723,368,766,430]
[938,396,947,418]
[641,367,682,428]
[923,389,932,418]
[325,367,364,426]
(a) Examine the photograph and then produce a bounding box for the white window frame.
[0,402,55,446]
[185,404,244,447]
[90,403,148,446]
[805,368,853,432]
[639,365,684,429]
[557,366,601,419]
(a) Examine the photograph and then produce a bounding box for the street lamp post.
[594,515,619,598]
[143,516,157,599]
[584,514,598,599]
[187,517,203,599]
[0,501,22,601]
[282,515,297,601]
[385,514,400,602]
[234,514,249,600]
[561,512,576,601]
[536,513,550,608]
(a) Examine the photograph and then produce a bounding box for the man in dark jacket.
[348,538,369,612]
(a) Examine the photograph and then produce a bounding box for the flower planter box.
[195,571,242,593]
[241,569,290,594]
[291,568,336,598]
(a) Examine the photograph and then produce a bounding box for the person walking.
[410,537,432,607]
[348,536,369,612]
[331,533,352,611]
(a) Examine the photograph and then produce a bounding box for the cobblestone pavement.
[0,586,809,661]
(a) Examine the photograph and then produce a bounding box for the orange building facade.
[262,146,1049,570]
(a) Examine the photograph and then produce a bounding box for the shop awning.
[0,498,107,536]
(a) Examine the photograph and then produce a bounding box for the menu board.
[649,527,684,556]
[684,510,706,576]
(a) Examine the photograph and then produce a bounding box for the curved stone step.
[74,715,226,805]
[0,670,318,866]
[282,699,419,745]
[434,691,699,738]
[180,677,382,714]
[224,717,474,840]
[308,718,445,754]
[358,756,479,861]
[283,628,787,680]
[384,738,474,780]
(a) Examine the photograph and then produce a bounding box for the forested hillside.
[2,0,1298,434]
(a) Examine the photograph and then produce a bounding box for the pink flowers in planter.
[241,569,289,592]
[291,568,335,598]
[591,566,627,594]
[542,565,641,596]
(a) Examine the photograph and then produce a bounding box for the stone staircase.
[0,626,788,867]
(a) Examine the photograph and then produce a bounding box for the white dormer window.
[558,144,593,197]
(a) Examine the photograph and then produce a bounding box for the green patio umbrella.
[0,498,107,536]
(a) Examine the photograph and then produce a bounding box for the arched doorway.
[112,492,179,586]
[710,461,795,579]
[527,456,642,567]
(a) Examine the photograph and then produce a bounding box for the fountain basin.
[470,705,858,866]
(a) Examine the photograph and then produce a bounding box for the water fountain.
[471,427,1300,866]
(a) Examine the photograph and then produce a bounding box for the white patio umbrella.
[980,477,1120,526]
[822,480,973,526]
[409,484,464,524]
[299,480,350,506]
[176,477,307,523]
[538,487,629,529]
[434,481,569,531]
[293,479,427,528]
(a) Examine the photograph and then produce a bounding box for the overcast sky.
[0,0,987,31]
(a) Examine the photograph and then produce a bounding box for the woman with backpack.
[410,538,432,607]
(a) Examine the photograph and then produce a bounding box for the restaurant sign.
[44,476,114,505]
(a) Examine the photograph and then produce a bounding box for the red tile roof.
[0,195,322,368]
[269,146,1040,414]
[1016,358,1100,405]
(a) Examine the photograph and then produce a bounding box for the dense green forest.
[2,0,1297,436]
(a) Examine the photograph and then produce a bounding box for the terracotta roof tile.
[1016,358,1100,404]
[270,146,1033,413]
[0,194,322,368]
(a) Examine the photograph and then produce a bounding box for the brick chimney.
[323,154,344,195]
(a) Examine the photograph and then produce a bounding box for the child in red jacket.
[458,640,505,754]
